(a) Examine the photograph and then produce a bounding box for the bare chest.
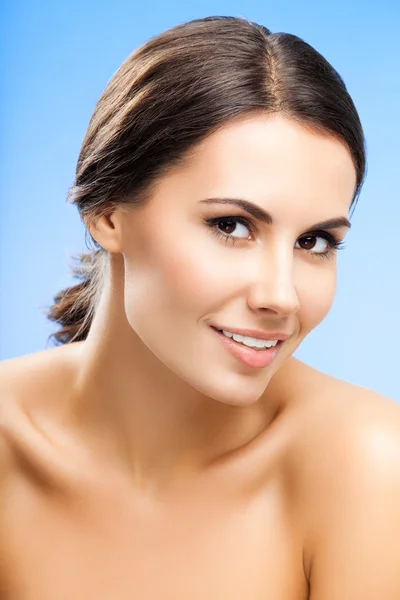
[0,473,308,600]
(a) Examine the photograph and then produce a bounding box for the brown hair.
[46,15,366,346]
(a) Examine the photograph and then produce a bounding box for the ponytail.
[45,249,107,346]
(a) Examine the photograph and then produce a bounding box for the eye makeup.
[203,215,347,261]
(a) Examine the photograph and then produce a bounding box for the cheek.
[122,225,222,321]
[298,267,337,330]
[122,215,338,333]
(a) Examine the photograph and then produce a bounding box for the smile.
[216,329,279,349]
[210,326,284,369]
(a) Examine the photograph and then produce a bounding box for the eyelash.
[204,215,347,260]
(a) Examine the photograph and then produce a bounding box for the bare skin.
[1,114,399,598]
[1,347,399,600]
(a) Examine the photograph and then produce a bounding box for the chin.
[190,370,273,407]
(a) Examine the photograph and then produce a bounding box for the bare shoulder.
[278,358,400,460]
[287,360,400,597]
[0,343,83,411]
[0,345,84,474]
[284,358,400,442]
[288,358,400,495]
[0,353,39,482]
[0,352,43,446]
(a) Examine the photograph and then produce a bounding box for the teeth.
[221,330,278,349]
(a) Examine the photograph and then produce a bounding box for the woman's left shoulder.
[277,358,400,477]
[293,367,400,596]
[289,358,400,438]
[327,377,400,473]
[321,370,400,440]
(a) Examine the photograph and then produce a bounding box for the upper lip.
[211,325,291,341]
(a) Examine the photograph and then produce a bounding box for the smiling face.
[97,113,357,406]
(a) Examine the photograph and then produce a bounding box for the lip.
[210,325,291,341]
[210,327,284,369]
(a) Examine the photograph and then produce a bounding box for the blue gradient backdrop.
[1,0,399,401]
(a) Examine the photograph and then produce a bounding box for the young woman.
[1,16,399,600]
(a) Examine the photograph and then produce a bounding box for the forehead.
[168,113,357,217]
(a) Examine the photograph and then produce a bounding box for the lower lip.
[210,327,283,369]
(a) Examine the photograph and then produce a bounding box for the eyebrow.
[199,197,352,231]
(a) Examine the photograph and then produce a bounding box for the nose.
[246,250,300,317]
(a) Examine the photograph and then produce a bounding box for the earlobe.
[86,212,123,253]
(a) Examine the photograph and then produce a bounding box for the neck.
[65,268,291,491]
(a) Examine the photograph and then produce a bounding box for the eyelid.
[204,215,346,260]
[211,214,343,242]
[206,214,255,231]
[303,229,342,241]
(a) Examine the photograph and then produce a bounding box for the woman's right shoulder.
[0,346,82,478]
[0,349,60,418]
[0,354,31,479]
[0,344,83,407]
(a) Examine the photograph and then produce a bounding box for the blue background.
[1,0,399,401]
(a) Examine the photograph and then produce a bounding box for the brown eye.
[295,232,345,260]
[205,216,254,245]
[218,219,237,235]
[298,236,319,251]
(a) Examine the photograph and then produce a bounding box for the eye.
[214,218,252,240]
[295,235,330,253]
[204,216,346,259]
[204,216,254,245]
[295,233,346,260]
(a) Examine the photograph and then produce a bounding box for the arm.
[308,397,400,599]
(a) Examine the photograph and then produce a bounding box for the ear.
[84,209,124,253]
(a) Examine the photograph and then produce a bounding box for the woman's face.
[110,113,357,406]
